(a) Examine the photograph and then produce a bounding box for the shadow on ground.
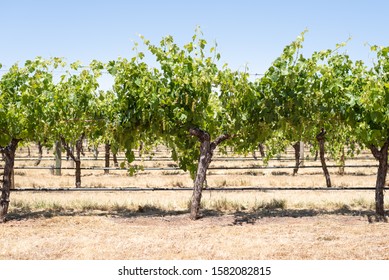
[231,208,388,225]
[6,205,387,224]
[6,206,189,222]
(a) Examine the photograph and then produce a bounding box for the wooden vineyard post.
[300,142,304,167]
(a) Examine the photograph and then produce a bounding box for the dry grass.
[2,213,389,260]
[2,190,389,260]
[1,145,388,260]
[12,164,378,189]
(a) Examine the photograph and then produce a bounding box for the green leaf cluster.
[0,57,58,146]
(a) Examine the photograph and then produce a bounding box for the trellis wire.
[12,156,376,162]
[6,164,379,171]
[8,186,388,192]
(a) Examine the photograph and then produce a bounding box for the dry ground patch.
[2,213,389,260]
[2,190,389,260]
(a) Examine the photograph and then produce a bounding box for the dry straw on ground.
[2,213,389,260]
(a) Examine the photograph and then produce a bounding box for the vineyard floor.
[2,189,389,260]
[1,146,389,260]
[2,211,389,260]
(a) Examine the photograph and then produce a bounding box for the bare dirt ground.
[1,145,389,260]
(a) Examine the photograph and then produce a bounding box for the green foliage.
[44,60,102,147]
[3,31,389,185]
[312,49,359,159]
[344,46,389,148]
[109,29,253,176]
[218,67,268,154]
[107,50,161,166]
[251,31,315,157]
[87,89,122,157]
[143,31,260,176]
[0,57,58,146]
[144,31,223,175]
[255,31,358,161]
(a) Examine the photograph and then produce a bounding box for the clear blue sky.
[1,0,389,89]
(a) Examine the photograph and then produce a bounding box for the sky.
[1,0,389,89]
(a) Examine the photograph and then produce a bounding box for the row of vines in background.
[7,141,378,176]
[1,29,389,222]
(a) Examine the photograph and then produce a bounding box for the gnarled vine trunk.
[34,142,43,166]
[113,152,119,167]
[292,141,301,176]
[258,143,266,158]
[316,128,331,188]
[370,141,389,221]
[0,138,20,223]
[189,128,229,220]
[54,140,62,176]
[253,143,266,160]
[105,142,110,175]
[61,134,85,188]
